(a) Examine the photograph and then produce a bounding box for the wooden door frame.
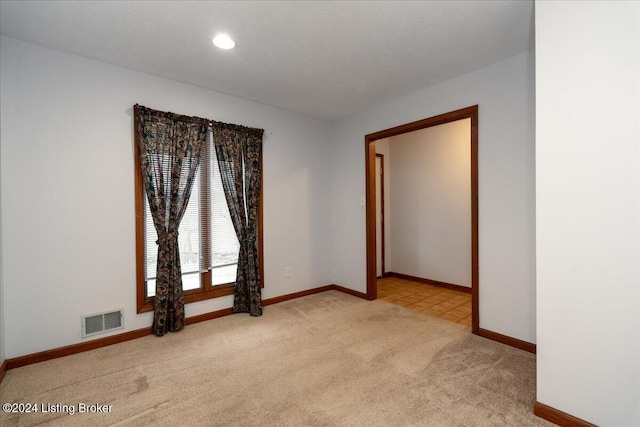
[365,105,479,334]
[375,153,386,277]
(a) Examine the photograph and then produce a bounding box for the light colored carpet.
[0,291,550,426]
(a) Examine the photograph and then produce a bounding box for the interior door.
[375,155,383,277]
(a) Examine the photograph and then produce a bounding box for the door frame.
[364,105,479,334]
[375,153,385,277]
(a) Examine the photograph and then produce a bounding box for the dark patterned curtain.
[135,105,209,336]
[213,123,264,316]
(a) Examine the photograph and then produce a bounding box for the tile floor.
[377,276,472,327]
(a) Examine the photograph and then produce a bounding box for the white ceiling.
[0,1,534,121]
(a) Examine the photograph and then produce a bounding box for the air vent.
[82,309,124,338]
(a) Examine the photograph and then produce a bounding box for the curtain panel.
[134,105,209,336]
[213,123,264,316]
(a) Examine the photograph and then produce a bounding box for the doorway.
[364,105,479,334]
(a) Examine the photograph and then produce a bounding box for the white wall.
[388,120,471,286]
[0,36,333,358]
[536,2,639,425]
[332,50,536,343]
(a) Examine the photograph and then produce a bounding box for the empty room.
[0,1,638,426]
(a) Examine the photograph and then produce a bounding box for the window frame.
[134,120,264,314]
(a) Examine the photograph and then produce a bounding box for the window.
[135,128,263,313]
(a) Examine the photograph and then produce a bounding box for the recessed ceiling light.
[213,34,235,50]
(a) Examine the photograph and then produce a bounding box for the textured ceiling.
[0,1,534,120]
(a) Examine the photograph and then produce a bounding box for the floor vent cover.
[82,309,124,338]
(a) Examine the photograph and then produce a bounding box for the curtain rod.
[134,104,264,135]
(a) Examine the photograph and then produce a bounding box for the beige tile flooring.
[377,276,472,327]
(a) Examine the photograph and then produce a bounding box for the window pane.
[211,142,240,270]
[144,170,202,297]
[178,174,200,276]
[146,279,155,297]
[211,264,238,286]
[182,272,201,291]
[144,197,158,281]
[146,272,200,298]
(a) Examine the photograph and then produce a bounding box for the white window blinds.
[144,128,239,297]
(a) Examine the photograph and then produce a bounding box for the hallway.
[377,276,472,327]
